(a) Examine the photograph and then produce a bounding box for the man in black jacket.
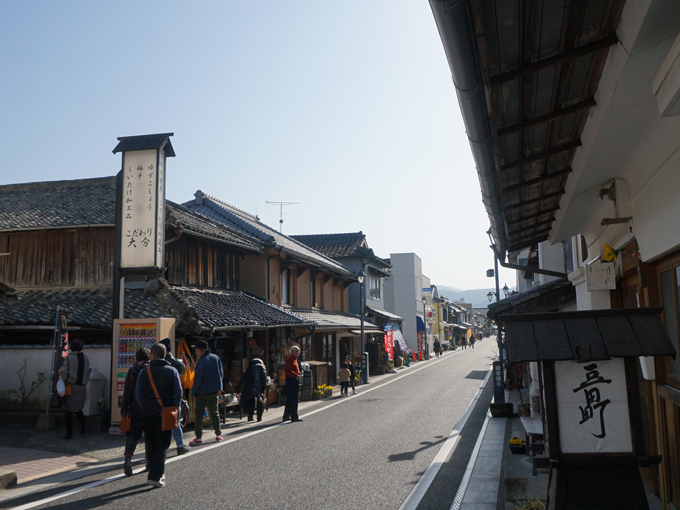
[159,338,188,455]
[121,348,150,476]
[240,358,267,422]
[135,343,182,488]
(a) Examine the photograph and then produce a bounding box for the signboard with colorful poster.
[384,324,394,361]
[555,358,633,453]
[417,331,423,360]
[120,149,165,269]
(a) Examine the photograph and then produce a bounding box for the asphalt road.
[10,339,497,510]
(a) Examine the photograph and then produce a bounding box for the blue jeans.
[172,406,183,446]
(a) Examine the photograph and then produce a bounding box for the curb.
[0,469,18,490]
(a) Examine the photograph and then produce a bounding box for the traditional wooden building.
[0,177,312,411]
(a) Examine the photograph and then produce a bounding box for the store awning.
[349,329,384,336]
[451,323,468,331]
[417,316,425,332]
[498,307,677,363]
[365,306,403,322]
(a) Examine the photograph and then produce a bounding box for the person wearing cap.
[282,345,303,422]
[189,340,223,445]
[159,338,189,455]
[345,355,357,395]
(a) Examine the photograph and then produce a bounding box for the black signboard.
[493,360,505,403]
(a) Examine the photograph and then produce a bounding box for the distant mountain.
[436,285,515,309]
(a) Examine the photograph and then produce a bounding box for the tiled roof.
[0,286,313,331]
[166,202,261,252]
[0,176,260,252]
[487,279,576,321]
[183,191,355,277]
[291,232,391,268]
[288,308,381,331]
[0,177,117,231]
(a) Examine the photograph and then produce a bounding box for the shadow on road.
[465,370,488,380]
[388,435,448,462]
[42,484,151,509]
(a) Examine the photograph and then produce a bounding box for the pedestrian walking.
[338,363,351,396]
[461,336,467,350]
[345,355,357,395]
[470,334,476,349]
[159,338,189,455]
[121,348,150,476]
[189,340,223,446]
[282,345,303,422]
[433,337,441,357]
[240,358,267,422]
[135,343,182,488]
[59,338,90,440]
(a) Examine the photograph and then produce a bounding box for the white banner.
[555,358,632,453]
[120,150,164,268]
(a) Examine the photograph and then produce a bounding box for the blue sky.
[0,1,517,291]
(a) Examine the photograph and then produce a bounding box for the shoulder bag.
[147,367,178,431]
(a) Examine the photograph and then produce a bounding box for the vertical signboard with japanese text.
[120,149,165,269]
[555,359,633,453]
[384,324,394,361]
[51,311,69,393]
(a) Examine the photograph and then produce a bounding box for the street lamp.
[503,283,509,298]
[357,269,366,383]
[487,291,495,302]
[422,296,429,360]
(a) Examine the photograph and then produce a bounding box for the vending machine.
[111,318,175,424]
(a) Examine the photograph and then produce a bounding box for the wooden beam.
[507,218,555,236]
[501,141,581,171]
[506,206,560,225]
[503,168,573,193]
[490,34,619,86]
[508,235,550,251]
[508,226,552,242]
[504,190,565,211]
[497,98,596,138]
[600,217,633,226]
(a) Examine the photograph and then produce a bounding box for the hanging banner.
[384,324,394,361]
[555,359,633,453]
[417,331,423,360]
[51,311,69,393]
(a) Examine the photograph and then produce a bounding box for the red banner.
[417,331,423,361]
[384,325,394,361]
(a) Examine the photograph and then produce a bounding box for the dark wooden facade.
[0,227,241,291]
[165,236,239,290]
[0,228,114,288]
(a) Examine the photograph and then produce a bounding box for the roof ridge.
[291,231,364,238]
[196,191,259,221]
[0,176,116,193]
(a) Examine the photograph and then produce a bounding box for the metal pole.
[360,274,366,383]
[44,307,60,421]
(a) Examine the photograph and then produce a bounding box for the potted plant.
[509,436,526,454]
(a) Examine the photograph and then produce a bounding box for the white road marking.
[14,347,480,510]
[398,364,492,510]
[450,413,491,510]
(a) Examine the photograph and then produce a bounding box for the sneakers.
[189,438,203,447]
[353,391,357,395]
[215,435,224,442]
[146,477,165,488]
[176,445,190,455]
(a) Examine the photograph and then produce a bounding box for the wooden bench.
[520,416,546,475]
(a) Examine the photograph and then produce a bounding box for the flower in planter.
[509,436,525,445]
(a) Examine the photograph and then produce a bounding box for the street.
[7,339,496,510]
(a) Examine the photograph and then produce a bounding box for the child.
[338,362,351,396]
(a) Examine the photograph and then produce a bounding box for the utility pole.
[266,201,299,233]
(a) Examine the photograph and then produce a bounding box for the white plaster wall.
[0,346,111,412]
[538,241,565,285]
[384,253,422,352]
